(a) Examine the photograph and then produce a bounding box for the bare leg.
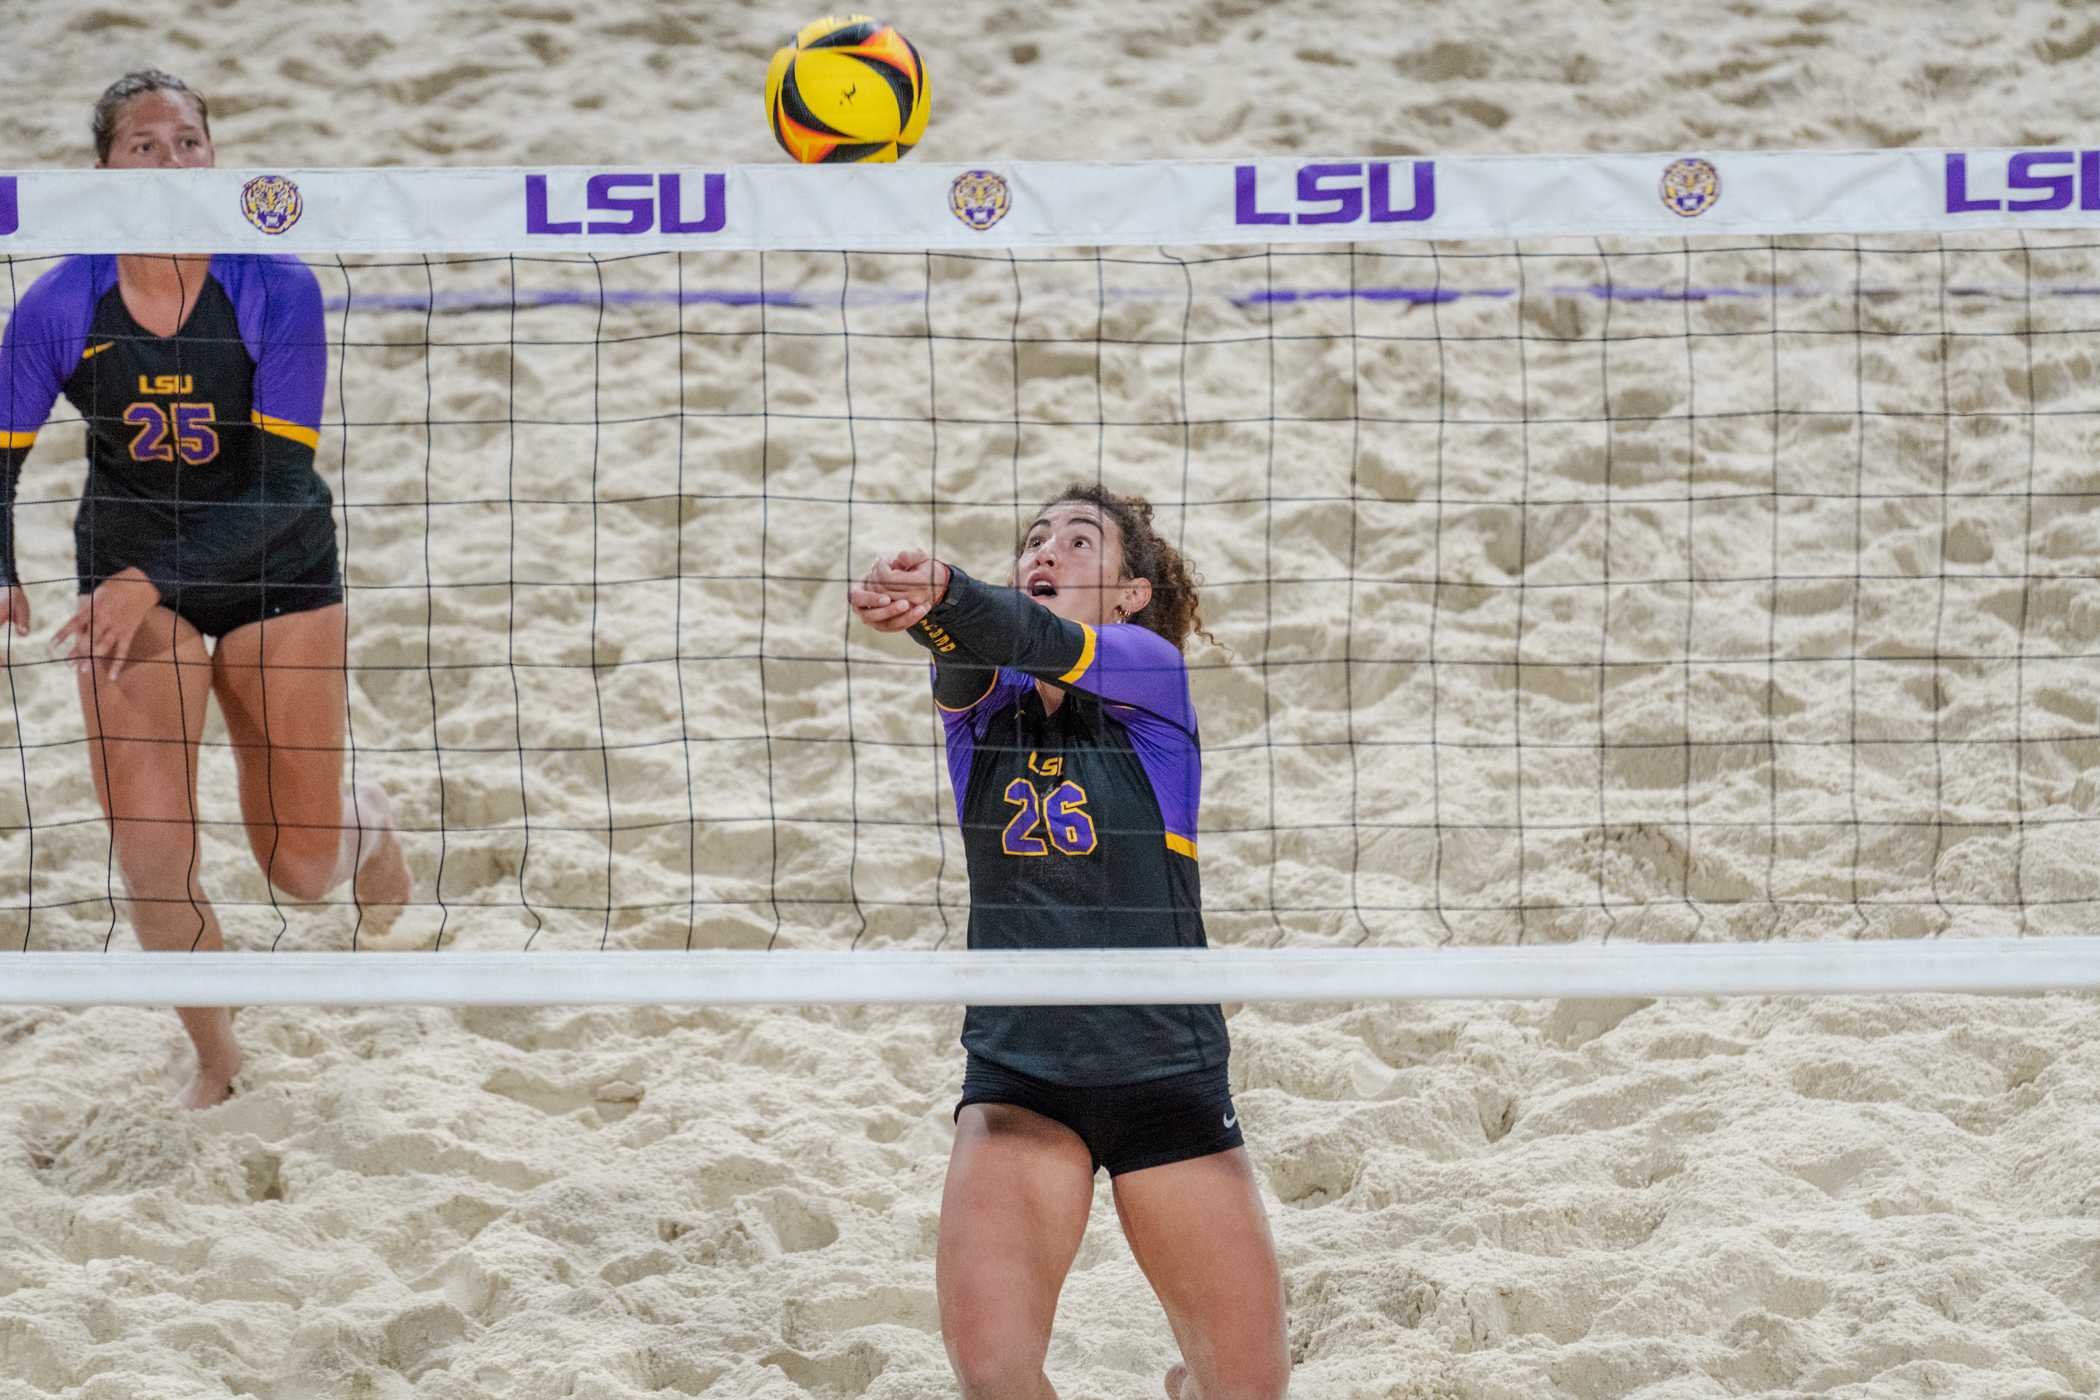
[212,604,409,927]
[938,1104,1097,1400]
[77,606,237,1109]
[1113,1148,1290,1400]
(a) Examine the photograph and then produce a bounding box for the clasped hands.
[849,549,950,634]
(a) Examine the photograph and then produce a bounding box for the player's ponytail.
[1038,483,1218,654]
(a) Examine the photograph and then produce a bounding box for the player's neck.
[1035,678,1067,716]
[115,254,211,336]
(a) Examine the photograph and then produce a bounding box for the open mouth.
[1027,576,1058,598]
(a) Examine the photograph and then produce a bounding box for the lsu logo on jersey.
[948,170,1011,231]
[240,175,304,236]
[138,374,194,395]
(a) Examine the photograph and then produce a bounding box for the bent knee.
[261,839,342,902]
[268,865,335,903]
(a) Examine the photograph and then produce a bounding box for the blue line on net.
[318,282,2100,313]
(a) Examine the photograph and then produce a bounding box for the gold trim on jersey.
[81,342,114,360]
[1164,833,1198,860]
[251,411,319,449]
[1057,622,1097,684]
[0,431,33,450]
[934,672,998,713]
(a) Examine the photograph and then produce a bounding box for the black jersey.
[914,567,1229,1087]
[0,254,333,593]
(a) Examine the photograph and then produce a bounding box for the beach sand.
[2,1,2099,1395]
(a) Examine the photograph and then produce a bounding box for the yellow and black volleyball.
[764,15,930,163]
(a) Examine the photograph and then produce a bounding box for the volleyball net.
[2,150,2098,1004]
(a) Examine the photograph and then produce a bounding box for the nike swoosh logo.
[1223,1112,1239,1129]
[81,342,115,360]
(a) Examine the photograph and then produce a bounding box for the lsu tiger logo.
[1659,158,1720,218]
[948,169,1011,231]
[240,175,304,235]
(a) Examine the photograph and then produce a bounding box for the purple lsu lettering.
[1234,161,1435,226]
[525,172,726,235]
[0,177,16,237]
[1946,151,2100,214]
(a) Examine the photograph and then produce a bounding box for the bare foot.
[176,1047,241,1109]
[1165,1364,1192,1399]
[351,782,411,933]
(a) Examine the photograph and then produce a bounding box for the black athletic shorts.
[80,546,343,642]
[955,1054,1245,1177]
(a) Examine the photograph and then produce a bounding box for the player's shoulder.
[1099,621,1186,667]
[207,257,319,323]
[212,253,321,303]
[11,255,115,322]
[210,256,324,348]
[1095,624,1197,729]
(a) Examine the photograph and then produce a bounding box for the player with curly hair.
[851,482,1288,1400]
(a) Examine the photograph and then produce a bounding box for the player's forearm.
[904,592,1003,708]
[925,563,1193,723]
[923,564,1086,679]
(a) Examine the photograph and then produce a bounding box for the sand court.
[3,2,2100,1395]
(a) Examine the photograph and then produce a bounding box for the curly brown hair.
[1032,482,1217,653]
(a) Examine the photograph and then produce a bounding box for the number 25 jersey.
[0,253,332,592]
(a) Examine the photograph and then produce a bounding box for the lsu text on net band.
[3,145,2099,1006]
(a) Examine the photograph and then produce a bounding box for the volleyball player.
[0,71,411,1108]
[850,484,1289,1400]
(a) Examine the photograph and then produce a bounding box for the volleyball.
[763,14,930,163]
